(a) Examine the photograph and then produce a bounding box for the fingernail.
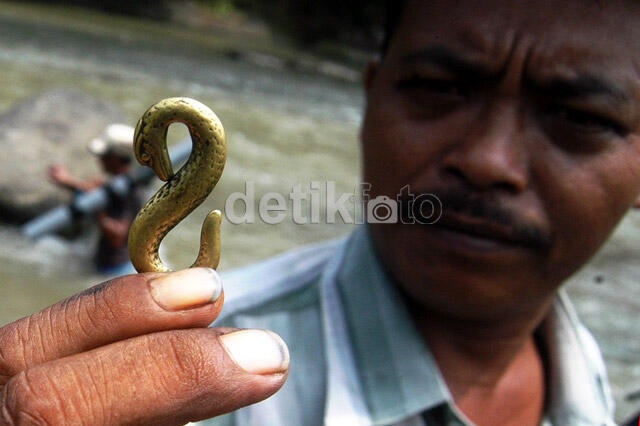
[219,330,290,375]
[150,268,223,311]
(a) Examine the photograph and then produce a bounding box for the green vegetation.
[1,1,368,74]
[29,0,172,20]
[23,0,386,51]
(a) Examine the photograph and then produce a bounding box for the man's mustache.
[397,188,553,249]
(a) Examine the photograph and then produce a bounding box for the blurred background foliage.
[30,0,173,21]
[28,0,386,51]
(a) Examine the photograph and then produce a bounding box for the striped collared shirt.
[200,226,615,426]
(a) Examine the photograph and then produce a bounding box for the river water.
[0,3,637,422]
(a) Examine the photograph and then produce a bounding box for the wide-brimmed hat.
[88,124,134,158]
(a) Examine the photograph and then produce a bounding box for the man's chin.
[369,223,556,320]
[372,222,543,269]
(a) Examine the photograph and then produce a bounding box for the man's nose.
[442,101,529,193]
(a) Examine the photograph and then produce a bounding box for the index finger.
[0,268,224,384]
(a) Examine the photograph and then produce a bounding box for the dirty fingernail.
[219,330,290,375]
[150,268,223,311]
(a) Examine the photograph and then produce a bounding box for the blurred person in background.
[48,124,142,276]
[1,0,639,425]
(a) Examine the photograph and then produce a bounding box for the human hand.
[47,164,74,185]
[96,213,130,248]
[0,269,289,425]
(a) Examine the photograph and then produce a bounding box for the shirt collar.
[538,293,613,425]
[336,226,450,424]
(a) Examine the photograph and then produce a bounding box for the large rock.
[0,88,126,223]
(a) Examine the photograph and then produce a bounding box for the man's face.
[362,0,640,319]
[100,153,129,176]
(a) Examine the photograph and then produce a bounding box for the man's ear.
[364,60,380,95]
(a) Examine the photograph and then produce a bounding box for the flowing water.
[0,3,637,422]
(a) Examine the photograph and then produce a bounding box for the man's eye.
[397,76,466,96]
[545,105,627,136]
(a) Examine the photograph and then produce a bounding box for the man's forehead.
[393,0,640,75]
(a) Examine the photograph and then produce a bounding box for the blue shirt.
[200,226,615,426]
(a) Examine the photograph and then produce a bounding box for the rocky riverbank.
[0,88,124,222]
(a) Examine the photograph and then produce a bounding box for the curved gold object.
[128,97,227,273]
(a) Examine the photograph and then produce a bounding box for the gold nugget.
[128,97,227,273]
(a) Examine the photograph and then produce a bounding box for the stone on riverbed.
[0,88,126,223]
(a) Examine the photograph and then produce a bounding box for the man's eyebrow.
[527,74,630,103]
[400,46,495,78]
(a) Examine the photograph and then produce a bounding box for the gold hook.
[128,97,227,273]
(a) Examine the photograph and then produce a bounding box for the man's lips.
[396,188,553,251]
[431,210,544,249]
